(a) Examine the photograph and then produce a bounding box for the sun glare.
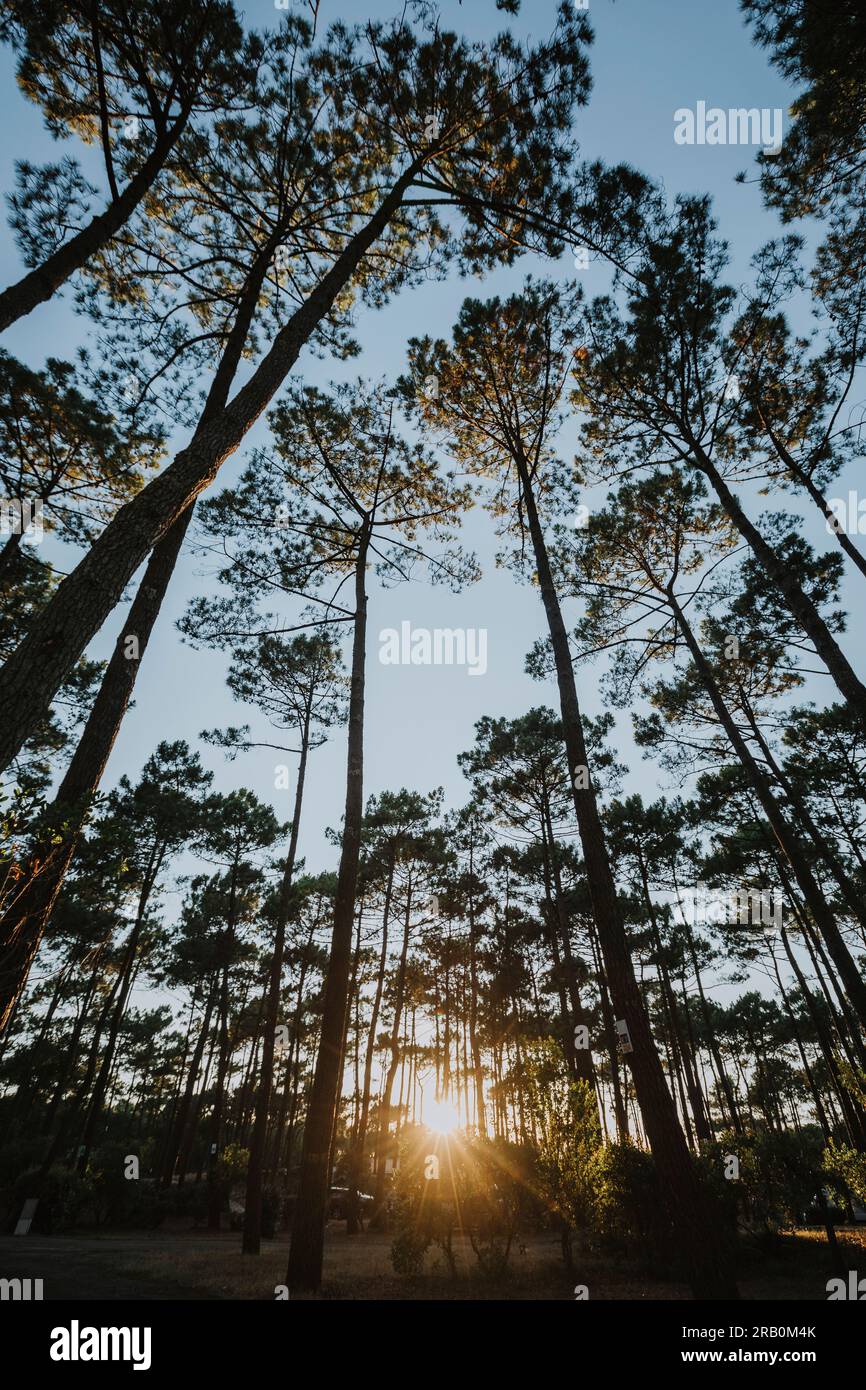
[425,1098,461,1135]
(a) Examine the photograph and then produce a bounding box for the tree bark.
[0,248,272,1032]
[692,445,866,734]
[678,901,742,1134]
[637,852,711,1144]
[347,851,395,1233]
[75,847,163,1170]
[466,830,487,1136]
[667,586,866,1032]
[206,859,240,1229]
[515,448,738,1298]
[242,725,310,1253]
[0,163,422,773]
[0,114,190,334]
[287,529,369,1292]
[160,979,217,1186]
[370,880,413,1229]
[770,949,832,1140]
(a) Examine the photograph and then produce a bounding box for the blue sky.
[3,0,850,905]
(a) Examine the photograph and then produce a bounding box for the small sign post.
[14,1197,39,1235]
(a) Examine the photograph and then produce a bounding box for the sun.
[425,1098,461,1135]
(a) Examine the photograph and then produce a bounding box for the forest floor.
[2,1224,864,1300]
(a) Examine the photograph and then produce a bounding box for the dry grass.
[114,1228,585,1300]
[104,1223,866,1301]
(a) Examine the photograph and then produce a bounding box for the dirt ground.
[1,1224,863,1301]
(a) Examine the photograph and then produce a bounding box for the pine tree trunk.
[742,698,866,935]
[0,115,190,333]
[0,250,273,1031]
[347,854,395,1232]
[75,851,162,1170]
[638,855,711,1145]
[466,832,487,1135]
[667,587,866,1031]
[242,730,309,1253]
[587,922,629,1138]
[677,889,742,1134]
[271,913,318,1171]
[0,165,421,773]
[542,800,596,1087]
[287,531,369,1292]
[10,957,70,1120]
[0,532,24,587]
[768,438,866,585]
[370,885,413,1229]
[206,961,232,1229]
[515,449,738,1297]
[40,961,123,1172]
[693,446,866,733]
[160,981,217,1186]
[38,968,100,1143]
[770,951,832,1139]
[776,895,866,1149]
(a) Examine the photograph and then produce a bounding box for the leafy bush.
[12,1166,95,1233]
[210,1142,249,1221]
[163,1179,209,1225]
[521,1041,603,1271]
[702,1130,823,1239]
[216,1142,250,1188]
[390,1225,430,1275]
[0,1135,48,1187]
[388,1126,458,1277]
[586,1142,673,1270]
[86,1144,166,1228]
[387,1127,536,1280]
[452,1137,532,1278]
[822,1142,866,1210]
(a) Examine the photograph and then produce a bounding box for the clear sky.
[2,0,853,906]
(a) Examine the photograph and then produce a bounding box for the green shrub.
[85,1145,166,1228]
[388,1126,458,1277]
[521,1042,603,1271]
[12,1166,95,1233]
[702,1130,822,1237]
[390,1226,430,1275]
[0,1135,47,1187]
[163,1180,209,1225]
[822,1142,866,1210]
[586,1142,674,1272]
[453,1137,530,1278]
